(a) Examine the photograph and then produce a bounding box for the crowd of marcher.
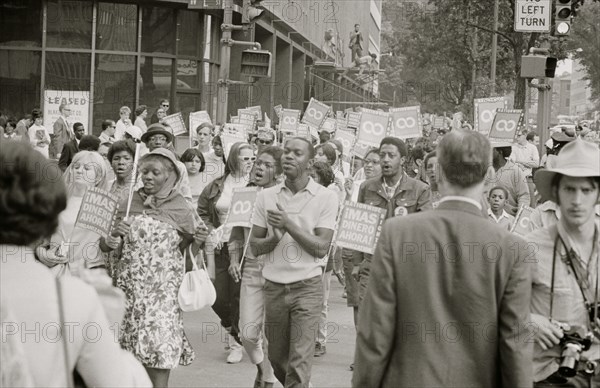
[1,100,600,388]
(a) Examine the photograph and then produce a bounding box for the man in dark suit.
[58,123,85,171]
[353,130,533,388]
[50,103,73,160]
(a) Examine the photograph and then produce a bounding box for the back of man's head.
[79,135,101,151]
[437,130,490,188]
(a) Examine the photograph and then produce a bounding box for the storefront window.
[46,0,93,49]
[177,59,200,90]
[45,52,91,91]
[93,54,136,134]
[139,56,173,111]
[0,0,42,47]
[96,3,137,52]
[0,50,41,119]
[140,6,175,55]
[179,10,203,58]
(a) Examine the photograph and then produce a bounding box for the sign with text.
[335,131,356,156]
[336,202,387,254]
[320,117,337,133]
[352,141,372,160]
[302,98,330,129]
[357,110,389,147]
[246,106,262,120]
[511,206,534,236]
[297,124,311,140]
[273,104,283,119]
[238,109,257,133]
[74,187,119,239]
[225,187,258,228]
[390,106,422,139]
[347,112,362,129]
[280,109,301,134]
[474,97,508,134]
[514,0,551,33]
[489,109,523,143]
[221,131,246,160]
[162,112,187,136]
[43,90,90,134]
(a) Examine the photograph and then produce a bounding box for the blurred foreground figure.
[353,130,533,388]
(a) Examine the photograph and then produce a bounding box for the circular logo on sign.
[232,201,252,215]
[362,121,386,136]
[496,119,516,133]
[519,216,530,229]
[307,107,323,120]
[394,206,408,217]
[395,117,416,129]
[283,116,297,125]
[481,110,495,123]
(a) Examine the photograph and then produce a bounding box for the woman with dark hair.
[108,140,137,203]
[197,141,255,364]
[105,148,208,387]
[0,141,151,387]
[311,161,335,187]
[133,105,148,133]
[28,108,51,158]
[181,147,207,202]
[315,143,345,199]
[228,146,283,387]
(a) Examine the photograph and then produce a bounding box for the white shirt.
[511,142,539,177]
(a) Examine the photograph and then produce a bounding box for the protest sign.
[74,187,119,239]
[302,98,330,129]
[230,115,239,123]
[347,112,362,130]
[352,141,372,159]
[336,202,387,254]
[297,123,311,140]
[221,131,246,160]
[336,116,348,132]
[245,106,262,119]
[43,90,90,133]
[162,112,187,136]
[357,110,389,147]
[511,206,534,236]
[189,110,212,146]
[238,109,257,133]
[225,187,258,228]
[320,117,337,133]
[390,106,422,139]
[474,97,508,134]
[280,109,301,134]
[273,104,283,119]
[264,113,271,129]
[489,109,523,143]
[335,131,356,155]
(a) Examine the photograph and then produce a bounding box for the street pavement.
[171,281,355,388]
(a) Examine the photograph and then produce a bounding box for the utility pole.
[490,0,499,95]
[217,0,233,125]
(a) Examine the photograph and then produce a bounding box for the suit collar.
[436,198,484,217]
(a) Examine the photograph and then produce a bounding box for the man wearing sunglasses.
[150,99,170,124]
[255,128,275,154]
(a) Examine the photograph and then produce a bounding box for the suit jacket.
[50,116,72,159]
[352,199,533,388]
[58,138,79,172]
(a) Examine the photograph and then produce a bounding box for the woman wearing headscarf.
[105,148,208,388]
[35,151,111,276]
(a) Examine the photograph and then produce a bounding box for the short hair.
[58,103,70,113]
[365,148,380,160]
[101,120,115,131]
[196,122,214,135]
[312,161,335,187]
[0,141,67,245]
[78,135,101,151]
[73,122,84,130]
[423,151,436,166]
[495,146,513,159]
[134,105,147,117]
[119,106,131,115]
[159,99,169,105]
[284,137,315,158]
[410,145,427,162]
[328,139,344,156]
[31,108,43,120]
[99,142,112,149]
[437,130,490,188]
[526,131,538,142]
[355,23,360,27]
[107,140,136,163]
[380,137,408,158]
[5,118,16,129]
[315,143,337,166]
[212,135,222,146]
[257,145,284,175]
[225,142,253,176]
[552,175,600,205]
[489,186,509,199]
[181,148,206,173]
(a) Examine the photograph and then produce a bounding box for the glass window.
[0,50,41,119]
[45,52,90,91]
[177,59,200,90]
[93,54,136,135]
[139,56,173,111]
[140,6,176,55]
[96,3,137,52]
[175,93,201,134]
[46,0,93,49]
[0,0,42,47]
[179,10,202,57]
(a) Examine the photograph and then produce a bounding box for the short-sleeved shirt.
[487,209,515,231]
[252,177,339,284]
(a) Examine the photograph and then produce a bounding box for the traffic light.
[240,49,272,78]
[554,0,572,36]
[521,55,558,78]
[242,0,264,24]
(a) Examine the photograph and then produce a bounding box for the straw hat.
[141,124,174,144]
[534,138,600,202]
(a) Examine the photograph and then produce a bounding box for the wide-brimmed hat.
[551,131,575,144]
[490,140,514,148]
[141,124,174,144]
[534,138,600,202]
[124,125,142,140]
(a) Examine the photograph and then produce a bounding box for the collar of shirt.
[439,195,482,210]
[488,208,510,222]
[381,173,404,197]
[277,176,319,195]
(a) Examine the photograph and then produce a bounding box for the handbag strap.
[184,246,200,276]
[55,277,74,388]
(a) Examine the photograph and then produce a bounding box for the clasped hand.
[267,203,289,231]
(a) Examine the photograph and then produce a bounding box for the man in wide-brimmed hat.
[526,138,600,386]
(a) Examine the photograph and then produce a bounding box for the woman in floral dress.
[105,148,208,387]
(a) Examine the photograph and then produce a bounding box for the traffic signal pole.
[217,0,233,125]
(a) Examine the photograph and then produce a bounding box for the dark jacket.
[197,174,227,231]
[353,173,432,265]
[353,199,533,388]
[58,138,79,172]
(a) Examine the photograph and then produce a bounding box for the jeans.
[358,254,373,304]
[264,275,323,388]
[212,244,240,342]
[316,271,332,346]
[239,257,275,383]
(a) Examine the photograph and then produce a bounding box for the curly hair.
[0,141,66,245]
[311,161,335,187]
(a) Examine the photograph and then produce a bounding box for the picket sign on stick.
[238,224,254,272]
[389,106,422,139]
[72,186,119,240]
[488,109,523,143]
[336,201,387,254]
[510,205,534,236]
[474,97,508,134]
[125,143,142,219]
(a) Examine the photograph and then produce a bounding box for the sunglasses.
[241,156,257,162]
[257,139,273,145]
[162,104,169,108]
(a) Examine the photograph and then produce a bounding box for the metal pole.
[217,0,233,125]
[490,0,499,95]
[536,83,552,157]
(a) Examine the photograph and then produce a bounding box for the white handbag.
[178,247,216,312]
